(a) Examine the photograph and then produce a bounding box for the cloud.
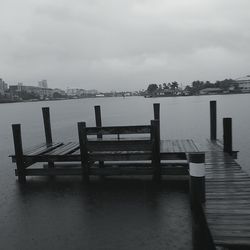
[0,0,250,90]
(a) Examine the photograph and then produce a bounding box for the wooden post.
[223,118,232,154]
[189,153,205,209]
[210,101,217,140]
[192,202,216,250]
[153,103,160,121]
[153,103,160,141]
[42,107,54,168]
[12,124,26,183]
[42,107,52,144]
[190,151,216,250]
[94,105,102,139]
[151,120,161,181]
[78,122,89,182]
[94,105,104,168]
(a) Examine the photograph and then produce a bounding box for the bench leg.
[12,124,26,183]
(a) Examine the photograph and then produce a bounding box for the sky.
[1,0,250,91]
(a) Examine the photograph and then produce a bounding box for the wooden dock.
[203,139,250,249]
[10,137,198,177]
[9,101,250,249]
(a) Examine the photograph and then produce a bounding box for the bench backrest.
[86,125,152,140]
[78,120,160,157]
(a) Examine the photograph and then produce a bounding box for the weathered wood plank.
[86,125,151,135]
[27,142,63,156]
[45,142,79,155]
[23,154,81,162]
[90,151,152,161]
[12,124,26,182]
[19,165,188,176]
[203,140,250,248]
[87,140,152,151]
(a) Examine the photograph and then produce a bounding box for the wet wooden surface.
[11,139,198,162]
[203,139,250,248]
[10,139,197,176]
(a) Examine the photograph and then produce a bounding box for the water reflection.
[6,177,193,250]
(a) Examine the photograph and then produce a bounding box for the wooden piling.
[151,119,161,181]
[210,101,217,140]
[94,105,104,168]
[223,118,232,154]
[12,124,26,183]
[42,107,54,168]
[153,103,160,142]
[94,105,102,139]
[77,122,89,181]
[153,103,160,121]
[189,152,205,208]
[192,203,216,250]
[42,107,53,144]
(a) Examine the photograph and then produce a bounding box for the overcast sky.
[1,0,250,91]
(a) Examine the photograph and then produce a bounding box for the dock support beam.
[153,103,160,121]
[189,153,215,250]
[189,152,205,208]
[42,107,54,168]
[223,117,232,155]
[94,105,104,168]
[12,124,26,183]
[78,122,89,182]
[153,103,160,139]
[94,105,102,139]
[210,101,217,141]
[151,119,161,182]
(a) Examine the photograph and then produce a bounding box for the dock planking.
[203,139,250,248]
[10,139,197,167]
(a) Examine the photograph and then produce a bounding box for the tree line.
[147,82,179,95]
[146,79,239,96]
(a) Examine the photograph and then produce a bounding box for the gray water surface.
[1,95,250,249]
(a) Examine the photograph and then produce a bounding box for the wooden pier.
[203,139,250,249]
[9,101,250,249]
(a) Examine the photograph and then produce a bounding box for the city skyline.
[1,0,250,91]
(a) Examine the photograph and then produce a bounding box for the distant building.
[38,80,48,89]
[154,88,174,96]
[0,78,8,95]
[66,88,98,97]
[84,89,98,95]
[235,75,250,93]
[9,84,53,99]
[66,88,85,96]
[53,88,66,96]
[200,88,223,95]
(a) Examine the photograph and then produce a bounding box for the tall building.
[38,80,48,89]
[9,84,53,99]
[0,78,8,95]
[235,75,250,93]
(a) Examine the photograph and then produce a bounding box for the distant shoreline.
[144,91,250,98]
[1,91,250,104]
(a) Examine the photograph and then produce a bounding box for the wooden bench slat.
[90,151,152,161]
[23,154,81,162]
[27,142,63,156]
[23,142,48,155]
[160,152,187,160]
[45,142,79,155]
[19,165,188,176]
[88,140,152,151]
[86,125,151,135]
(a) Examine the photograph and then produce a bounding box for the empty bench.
[77,119,161,181]
[10,105,203,183]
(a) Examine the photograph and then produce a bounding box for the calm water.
[1,94,250,249]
